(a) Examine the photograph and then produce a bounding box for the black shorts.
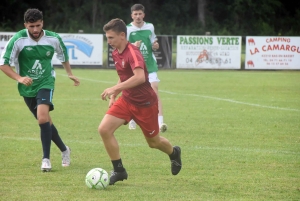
[23,88,54,119]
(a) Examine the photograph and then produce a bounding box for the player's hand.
[108,96,116,108]
[133,40,142,48]
[68,75,80,86]
[101,87,119,101]
[18,76,33,86]
[152,39,159,51]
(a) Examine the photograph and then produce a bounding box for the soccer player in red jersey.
[99,18,182,185]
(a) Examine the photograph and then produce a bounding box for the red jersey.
[112,42,157,107]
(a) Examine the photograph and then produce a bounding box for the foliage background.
[0,0,299,36]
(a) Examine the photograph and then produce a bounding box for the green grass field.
[0,69,299,201]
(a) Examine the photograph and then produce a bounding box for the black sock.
[112,159,125,172]
[51,124,67,152]
[39,122,52,159]
[169,147,178,160]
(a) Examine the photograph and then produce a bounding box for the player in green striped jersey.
[127,4,168,133]
[0,8,80,172]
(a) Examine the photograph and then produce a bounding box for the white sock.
[158,116,163,127]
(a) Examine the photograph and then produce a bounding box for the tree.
[0,0,299,35]
[197,0,206,27]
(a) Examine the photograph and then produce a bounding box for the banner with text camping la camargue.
[245,36,300,69]
[52,33,103,67]
[176,35,242,69]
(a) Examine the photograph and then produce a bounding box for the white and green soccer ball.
[85,168,110,190]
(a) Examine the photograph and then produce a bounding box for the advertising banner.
[245,36,300,69]
[153,35,173,68]
[107,45,115,69]
[107,35,172,69]
[52,33,103,68]
[0,32,103,68]
[0,32,15,55]
[176,35,242,69]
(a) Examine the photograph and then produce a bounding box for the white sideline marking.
[0,136,299,156]
[160,90,300,112]
[58,73,115,84]
[2,74,299,112]
[2,98,100,101]
[58,73,300,112]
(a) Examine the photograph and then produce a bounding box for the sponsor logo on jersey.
[140,43,149,55]
[140,43,147,51]
[27,60,45,78]
[149,130,155,135]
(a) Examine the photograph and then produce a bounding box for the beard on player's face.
[29,31,42,39]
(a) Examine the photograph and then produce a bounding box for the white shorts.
[148,72,160,83]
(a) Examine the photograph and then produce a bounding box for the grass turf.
[0,69,299,200]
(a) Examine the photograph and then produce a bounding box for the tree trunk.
[92,0,98,29]
[197,0,206,27]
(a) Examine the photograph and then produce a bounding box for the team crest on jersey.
[122,59,125,68]
[46,51,51,57]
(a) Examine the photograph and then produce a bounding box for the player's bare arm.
[61,61,80,86]
[133,40,142,48]
[101,86,121,101]
[101,68,145,101]
[107,79,121,107]
[0,65,33,86]
[118,67,145,90]
[152,39,159,51]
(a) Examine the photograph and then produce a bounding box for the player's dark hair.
[103,18,127,37]
[24,8,43,23]
[131,4,145,13]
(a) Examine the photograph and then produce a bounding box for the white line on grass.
[2,74,299,112]
[58,73,300,112]
[1,98,101,101]
[161,90,300,112]
[58,73,115,84]
[1,136,299,156]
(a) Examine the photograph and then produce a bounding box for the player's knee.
[98,124,111,137]
[37,116,49,124]
[98,125,105,135]
[147,140,159,149]
[148,143,156,149]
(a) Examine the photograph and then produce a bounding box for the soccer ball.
[85,168,110,189]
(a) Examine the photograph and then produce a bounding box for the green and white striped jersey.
[0,29,68,97]
[127,22,158,73]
